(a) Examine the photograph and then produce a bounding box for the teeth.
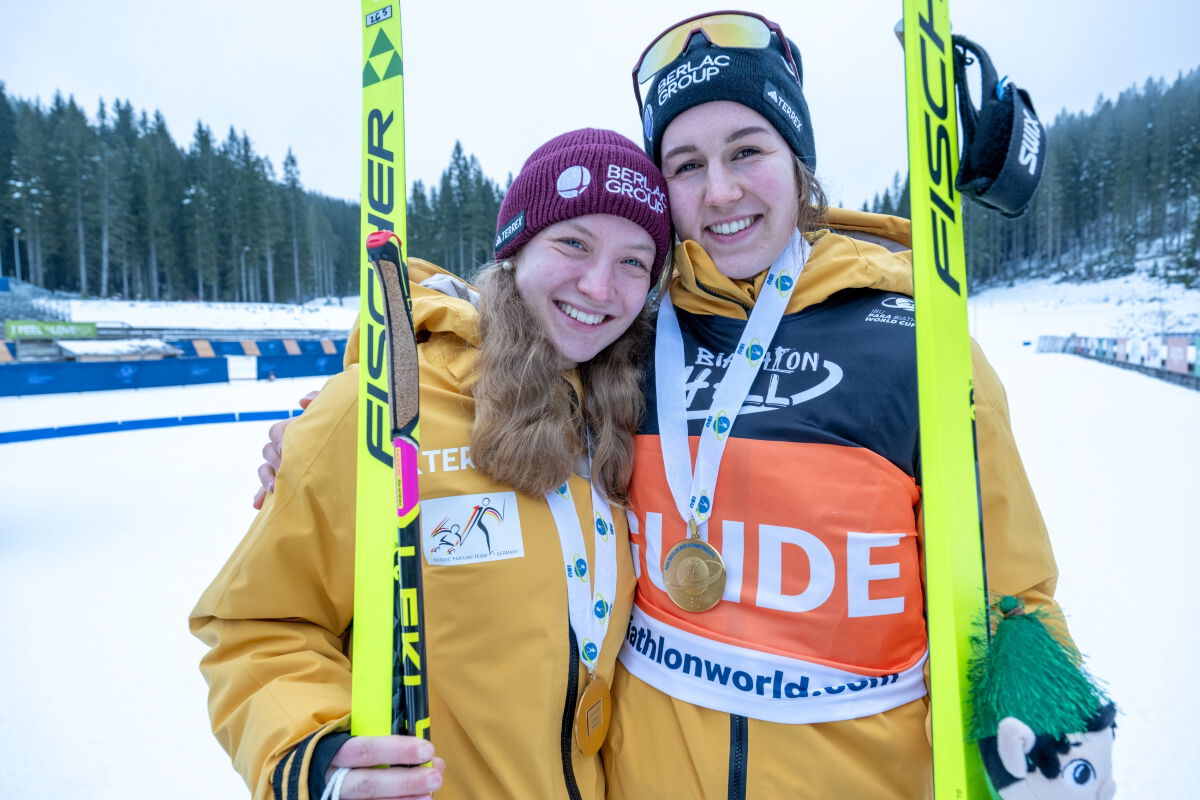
[557,302,604,325]
[709,217,754,235]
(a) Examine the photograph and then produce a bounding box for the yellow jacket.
[603,209,1060,799]
[191,260,636,800]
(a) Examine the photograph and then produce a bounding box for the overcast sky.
[3,1,1198,211]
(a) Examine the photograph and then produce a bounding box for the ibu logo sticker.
[556,165,591,199]
[713,411,732,440]
[582,640,599,663]
[866,295,917,327]
[574,555,588,580]
[881,296,915,312]
[746,339,765,364]
[696,494,711,518]
[643,103,654,142]
[594,514,611,540]
[421,491,523,566]
[594,596,610,619]
[777,271,794,294]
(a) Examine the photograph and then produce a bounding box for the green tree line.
[0,86,360,303]
[407,141,505,277]
[865,66,1200,287]
[0,84,506,301]
[9,65,1194,303]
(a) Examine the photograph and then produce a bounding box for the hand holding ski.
[323,736,444,798]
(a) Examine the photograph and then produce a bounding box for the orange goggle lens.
[635,13,773,88]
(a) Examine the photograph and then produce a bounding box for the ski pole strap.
[951,34,1047,218]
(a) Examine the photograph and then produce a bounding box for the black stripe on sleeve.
[272,748,294,800]
[286,733,318,800]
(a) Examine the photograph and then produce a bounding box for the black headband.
[642,35,816,171]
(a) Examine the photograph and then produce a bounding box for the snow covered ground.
[970,272,1200,343]
[1,276,1198,798]
[47,295,359,331]
[49,271,1200,340]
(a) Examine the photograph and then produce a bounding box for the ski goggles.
[632,11,801,110]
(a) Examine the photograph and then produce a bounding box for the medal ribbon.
[655,230,810,537]
[545,462,618,673]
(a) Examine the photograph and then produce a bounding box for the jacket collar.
[667,209,916,321]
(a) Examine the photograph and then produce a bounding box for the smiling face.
[513,214,654,367]
[660,101,801,280]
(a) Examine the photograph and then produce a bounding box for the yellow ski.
[900,1,990,796]
[353,0,429,742]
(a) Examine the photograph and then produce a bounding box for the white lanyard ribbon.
[655,230,810,536]
[545,466,617,673]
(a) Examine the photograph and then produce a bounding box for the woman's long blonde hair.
[468,261,655,505]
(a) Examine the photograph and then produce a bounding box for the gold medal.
[573,674,611,756]
[663,521,726,612]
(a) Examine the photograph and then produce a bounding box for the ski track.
[1,297,1198,797]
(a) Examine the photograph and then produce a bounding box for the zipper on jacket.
[727,714,748,800]
[692,278,755,313]
[560,625,583,800]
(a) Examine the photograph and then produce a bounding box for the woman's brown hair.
[795,155,829,235]
[468,261,654,505]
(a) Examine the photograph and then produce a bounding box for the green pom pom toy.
[968,596,1110,742]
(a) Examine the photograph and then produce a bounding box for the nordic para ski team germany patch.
[421,491,524,566]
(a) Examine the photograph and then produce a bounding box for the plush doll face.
[995,717,1116,800]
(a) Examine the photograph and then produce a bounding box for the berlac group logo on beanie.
[494,129,672,281]
[654,51,731,105]
[604,163,667,214]
[556,166,591,199]
[643,36,816,172]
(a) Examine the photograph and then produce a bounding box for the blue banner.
[0,358,229,396]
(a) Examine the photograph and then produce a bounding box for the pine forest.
[0,86,503,303]
[866,68,1200,288]
[1,65,1198,303]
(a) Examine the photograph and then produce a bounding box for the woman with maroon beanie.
[192,129,671,800]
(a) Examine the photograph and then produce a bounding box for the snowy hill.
[970,273,1200,345]
[37,272,1200,341]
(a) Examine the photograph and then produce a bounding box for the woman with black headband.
[600,11,1068,798]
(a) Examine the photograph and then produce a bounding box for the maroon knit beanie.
[494,128,672,282]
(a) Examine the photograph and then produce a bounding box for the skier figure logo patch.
[421,491,524,565]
